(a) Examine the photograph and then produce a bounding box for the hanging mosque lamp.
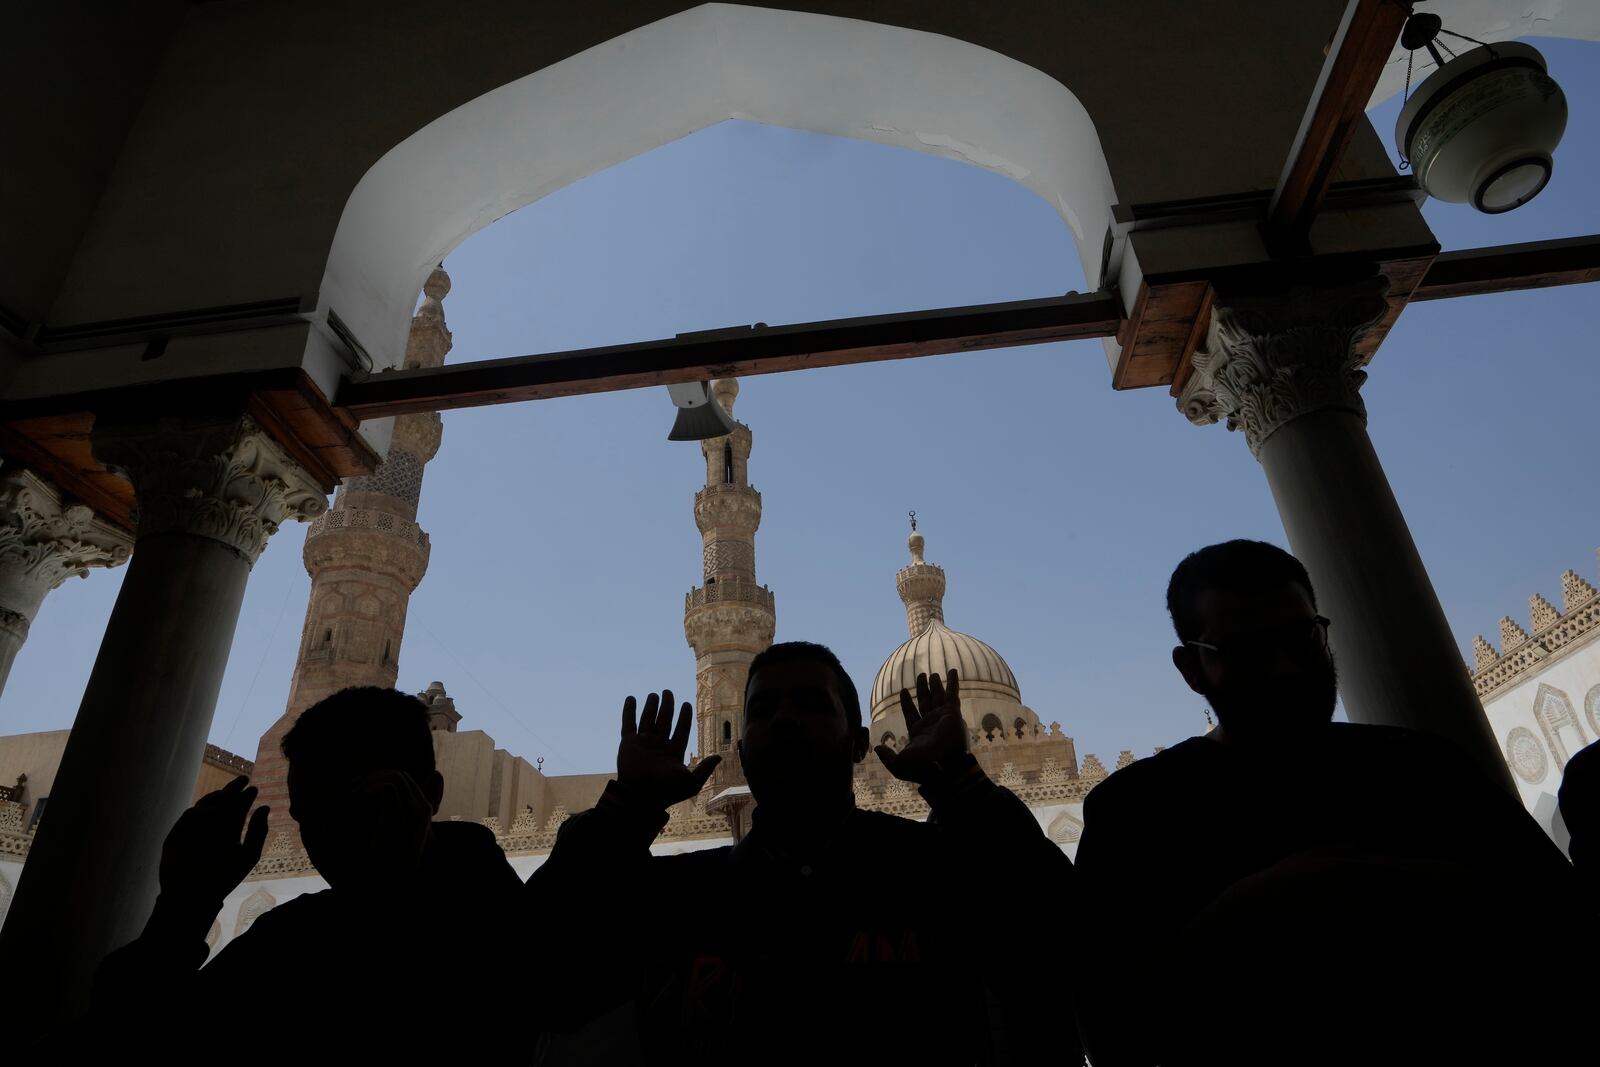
[1394,11,1568,214]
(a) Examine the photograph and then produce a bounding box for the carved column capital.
[93,416,328,564]
[1177,279,1389,457]
[0,469,133,626]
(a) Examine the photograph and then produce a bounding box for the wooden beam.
[1265,0,1412,245]
[1112,280,1213,391]
[0,369,382,534]
[1411,235,1600,301]
[0,413,135,532]
[337,292,1124,419]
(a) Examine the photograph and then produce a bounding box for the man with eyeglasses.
[1072,540,1577,1067]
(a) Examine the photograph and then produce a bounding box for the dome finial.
[907,511,925,563]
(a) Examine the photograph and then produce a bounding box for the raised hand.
[159,775,270,907]
[875,670,969,785]
[617,689,721,811]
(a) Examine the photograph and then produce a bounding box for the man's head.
[739,641,868,808]
[282,686,445,886]
[1167,541,1337,744]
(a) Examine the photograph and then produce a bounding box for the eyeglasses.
[1185,615,1331,663]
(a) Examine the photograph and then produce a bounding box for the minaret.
[683,379,775,779]
[250,267,452,835]
[897,510,947,638]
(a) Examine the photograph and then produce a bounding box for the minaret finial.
[420,264,450,310]
[897,513,943,636]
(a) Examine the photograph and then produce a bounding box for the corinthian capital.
[0,469,133,627]
[93,416,328,564]
[1177,279,1389,457]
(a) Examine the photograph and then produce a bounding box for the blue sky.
[5,37,1598,779]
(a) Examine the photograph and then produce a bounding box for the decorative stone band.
[93,416,327,564]
[0,468,133,623]
[306,506,430,551]
[343,447,426,511]
[1471,590,1600,698]
[1177,279,1390,458]
[694,483,763,530]
[203,744,254,775]
[685,579,776,613]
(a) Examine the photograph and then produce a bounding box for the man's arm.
[524,689,718,1031]
[877,671,1084,1066]
[88,777,270,1041]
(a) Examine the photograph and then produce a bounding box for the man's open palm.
[160,775,269,906]
[876,670,969,784]
[617,689,721,811]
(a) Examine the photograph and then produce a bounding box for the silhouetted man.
[91,687,525,1064]
[1073,540,1579,1067]
[530,641,1079,1066]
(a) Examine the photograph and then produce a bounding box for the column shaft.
[1259,408,1512,790]
[0,532,248,1004]
[1180,280,1513,792]
[0,416,325,1023]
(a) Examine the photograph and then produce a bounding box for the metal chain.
[1399,50,1415,169]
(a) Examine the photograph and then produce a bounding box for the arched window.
[1586,684,1600,737]
[1014,717,1026,739]
[1534,684,1587,768]
[1047,810,1084,845]
[721,720,732,744]
[880,731,897,749]
[981,713,1002,740]
[723,444,734,484]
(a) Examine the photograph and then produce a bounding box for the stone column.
[1178,280,1512,792]
[0,415,326,1022]
[0,468,132,696]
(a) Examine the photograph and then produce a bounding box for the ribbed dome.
[870,620,1021,721]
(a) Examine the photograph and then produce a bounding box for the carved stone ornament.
[93,416,328,564]
[1504,725,1548,785]
[1177,279,1390,457]
[0,468,133,627]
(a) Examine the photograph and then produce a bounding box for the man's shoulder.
[854,807,933,831]
[1325,722,1480,771]
[218,887,333,954]
[653,842,735,874]
[1088,736,1219,809]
